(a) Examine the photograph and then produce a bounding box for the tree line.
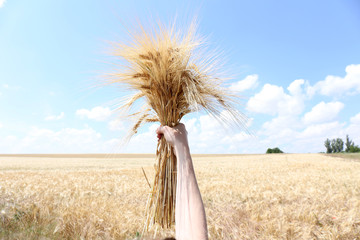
[324,135,360,153]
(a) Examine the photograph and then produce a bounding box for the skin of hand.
[156,123,189,154]
[156,123,208,240]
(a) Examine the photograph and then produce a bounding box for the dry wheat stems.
[107,20,245,230]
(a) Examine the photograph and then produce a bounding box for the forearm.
[174,142,208,240]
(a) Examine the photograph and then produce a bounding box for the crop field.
[1,153,360,239]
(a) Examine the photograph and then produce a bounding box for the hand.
[156,123,188,147]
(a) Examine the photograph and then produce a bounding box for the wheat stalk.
[107,20,246,230]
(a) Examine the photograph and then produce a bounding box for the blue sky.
[1,0,360,153]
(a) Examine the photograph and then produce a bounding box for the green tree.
[324,138,332,153]
[273,147,283,153]
[266,148,273,154]
[345,135,354,152]
[266,147,283,154]
[331,139,337,153]
[336,138,344,152]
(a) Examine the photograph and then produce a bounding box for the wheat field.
[0,153,359,239]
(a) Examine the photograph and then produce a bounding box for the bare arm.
[157,124,208,240]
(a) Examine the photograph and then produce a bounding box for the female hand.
[156,123,188,147]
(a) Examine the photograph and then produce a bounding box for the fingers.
[156,126,162,140]
[157,125,172,134]
[156,125,169,141]
[156,124,186,142]
[156,126,163,135]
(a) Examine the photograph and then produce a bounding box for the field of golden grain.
[1,153,360,240]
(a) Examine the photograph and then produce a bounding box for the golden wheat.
[1,154,360,239]
[107,20,245,229]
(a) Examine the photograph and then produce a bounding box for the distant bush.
[266,147,284,154]
[349,145,360,153]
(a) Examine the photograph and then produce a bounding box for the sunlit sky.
[1,0,360,153]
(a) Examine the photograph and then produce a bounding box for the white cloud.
[121,124,159,153]
[103,138,123,153]
[308,64,360,97]
[0,84,20,91]
[45,112,65,121]
[0,112,253,154]
[287,79,305,96]
[229,74,258,92]
[76,106,112,121]
[292,121,346,153]
[347,113,360,144]
[0,136,17,152]
[15,126,103,153]
[247,80,305,116]
[299,121,345,140]
[350,113,360,124]
[119,114,253,154]
[257,117,347,153]
[244,64,360,153]
[3,64,359,154]
[261,116,301,136]
[256,115,301,151]
[108,119,125,131]
[302,101,344,124]
[0,122,2,128]
[0,0,5,8]
[184,115,252,153]
[247,84,284,115]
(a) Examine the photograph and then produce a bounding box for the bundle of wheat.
[107,20,245,230]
